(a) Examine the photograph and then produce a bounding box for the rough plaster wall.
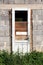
[32,9,43,52]
[28,0,41,4]
[0,0,3,4]
[0,9,11,52]
[15,0,24,4]
[0,0,43,4]
[4,0,15,4]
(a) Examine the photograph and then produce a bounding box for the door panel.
[12,8,30,53]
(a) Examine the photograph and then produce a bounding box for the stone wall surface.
[32,9,43,52]
[0,9,11,52]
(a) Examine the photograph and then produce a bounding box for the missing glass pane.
[15,11,27,21]
[15,11,28,40]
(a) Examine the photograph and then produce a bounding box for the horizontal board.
[16,32,27,35]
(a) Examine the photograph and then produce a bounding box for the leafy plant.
[0,51,43,65]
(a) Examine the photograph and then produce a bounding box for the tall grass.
[0,51,43,65]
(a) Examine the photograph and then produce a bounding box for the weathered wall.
[0,9,11,52]
[0,1,43,52]
[0,0,43,4]
[32,9,43,52]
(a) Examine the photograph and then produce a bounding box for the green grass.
[0,51,43,65]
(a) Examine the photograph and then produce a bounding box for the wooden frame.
[12,8,31,53]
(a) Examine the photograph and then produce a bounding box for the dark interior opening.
[15,11,27,21]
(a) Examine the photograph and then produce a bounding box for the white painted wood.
[28,9,30,36]
[16,32,27,35]
[27,9,30,53]
[12,8,31,53]
[12,9,15,52]
[15,40,28,43]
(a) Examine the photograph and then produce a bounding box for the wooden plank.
[30,10,33,52]
[15,21,28,32]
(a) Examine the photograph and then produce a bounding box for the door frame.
[12,8,31,52]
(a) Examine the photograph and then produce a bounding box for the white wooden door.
[12,8,31,53]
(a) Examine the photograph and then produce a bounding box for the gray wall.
[0,0,43,4]
[0,9,11,52]
[32,9,43,52]
[0,9,43,52]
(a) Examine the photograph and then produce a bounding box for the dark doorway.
[15,11,28,21]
